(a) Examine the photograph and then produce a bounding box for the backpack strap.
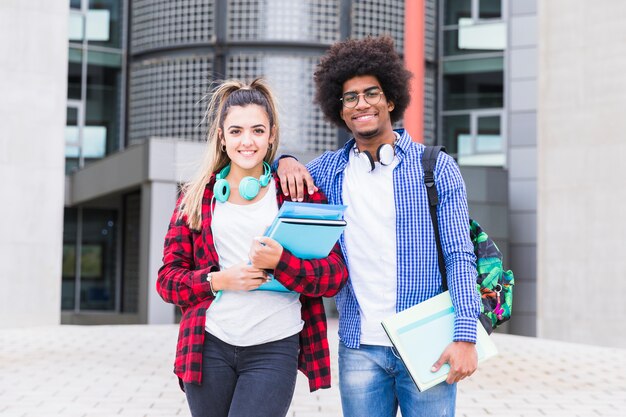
[422,146,448,291]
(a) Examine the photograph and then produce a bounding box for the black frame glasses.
[340,88,385,108]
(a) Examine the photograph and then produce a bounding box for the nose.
[241,130,253,145]
[354,93,371,109]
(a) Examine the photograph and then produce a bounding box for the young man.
[277,36,481,417]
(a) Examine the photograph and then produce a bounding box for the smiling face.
[219,104,275,178]
[339,75,395,152]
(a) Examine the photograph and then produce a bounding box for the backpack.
[422,146,514,334]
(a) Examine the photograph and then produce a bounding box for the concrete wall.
[538,0,626,348]
[0,0,68,326]
[507,0,539,337]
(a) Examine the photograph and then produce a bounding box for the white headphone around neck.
[354,143,395,173]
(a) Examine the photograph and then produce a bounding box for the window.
[66,0,123,173]
[444,0,501,25]
[444,0,471,25]
[443,57,504,110]
[65,103,83,174]
[440,0,506,166]
[442,112,504,166]
[62,208,119,311]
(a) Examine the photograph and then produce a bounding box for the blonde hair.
[179,78,280,230]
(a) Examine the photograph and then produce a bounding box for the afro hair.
[314,36,413,130]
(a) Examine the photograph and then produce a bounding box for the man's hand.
[431,341,478,384]
[276,157,318,202]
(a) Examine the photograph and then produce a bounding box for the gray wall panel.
[467,204,508,241]
[510,48,538,79]
[509,245,536,281]
[511,280,537,315]
[510,79,537,112]
[509,213,537,245]
[508,312,537,336]
[509,179,537,212]
[511,0,537,15]
[510,15,537,47]
[509,147,537,180]
[462,167,508,204]
[509,112,537,146]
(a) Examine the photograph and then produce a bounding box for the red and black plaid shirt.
[157,174,348,392]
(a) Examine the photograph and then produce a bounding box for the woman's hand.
[276,157,318,201]
[249,237,284,270]
[211,263,269,292]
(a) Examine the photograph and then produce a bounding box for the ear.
[269,125,277,144]
[387,100,395,112]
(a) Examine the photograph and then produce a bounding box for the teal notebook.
[256,202,347,293]
[381,291,498,391]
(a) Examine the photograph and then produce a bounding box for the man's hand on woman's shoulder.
[277,157,318,202]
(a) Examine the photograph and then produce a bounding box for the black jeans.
[184,331,300,417]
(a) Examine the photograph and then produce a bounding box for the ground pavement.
[1,319,624,417]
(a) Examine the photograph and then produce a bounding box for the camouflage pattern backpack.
[422,146,514,334]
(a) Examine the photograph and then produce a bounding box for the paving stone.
[1,321,625,416]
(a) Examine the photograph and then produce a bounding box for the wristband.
[205,273,217,296]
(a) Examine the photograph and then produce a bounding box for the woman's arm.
[272,243,348,297]
[156,199,216,307]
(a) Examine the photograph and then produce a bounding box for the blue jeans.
[338,343,456,417]
[184,332,299,417]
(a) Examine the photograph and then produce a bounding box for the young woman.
[156,79,348,417]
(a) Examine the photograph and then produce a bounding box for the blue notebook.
[256,202,347,293]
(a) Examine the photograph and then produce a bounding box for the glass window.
[88,0,122,49]
[69,10,85,41]
[443,57,503,110]
[86,50,122,160]
[442,114,470,157]
[65,106,81,174]
[70,0,82,9]
[476,115,502,152]
[444,0,471,25]
[479,0,502,20]
[67,48,82,100]
[80,209,118,311]
[443,114,504,166]
[443,23,505,56]
[61,208,119,311]
[458,115,504,166]
[69,0,122,48]
[62,208,78,310]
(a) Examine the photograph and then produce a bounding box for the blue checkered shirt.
[306,129,481,347]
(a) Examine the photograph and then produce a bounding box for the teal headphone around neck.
[213,161,272,203]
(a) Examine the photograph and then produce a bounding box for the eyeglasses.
[340,88,384,108]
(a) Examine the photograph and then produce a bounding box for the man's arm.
[431,152,482,383]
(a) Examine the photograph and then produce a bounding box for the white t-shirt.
[342,148,399,346]
[205,180,304,346]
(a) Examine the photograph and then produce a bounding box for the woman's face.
[219,104,275,174]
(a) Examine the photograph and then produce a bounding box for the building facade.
[6,0,626,349]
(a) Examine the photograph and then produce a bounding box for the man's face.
[339,75,395,142]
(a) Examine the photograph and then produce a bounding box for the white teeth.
[355,114,375,121]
